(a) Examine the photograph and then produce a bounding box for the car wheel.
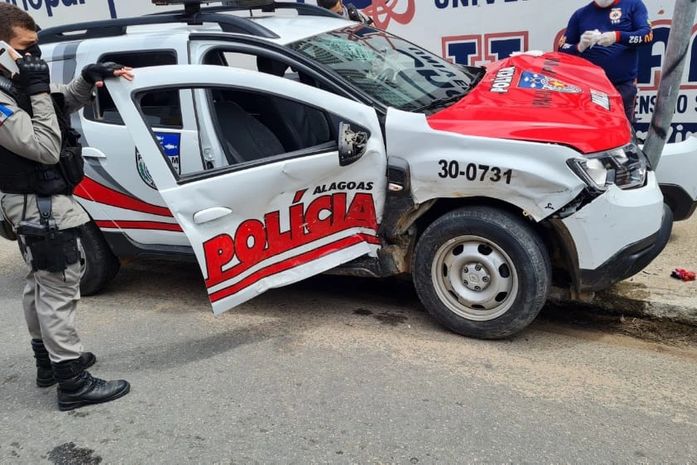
[79,221,120,296]
[413,206,551,339]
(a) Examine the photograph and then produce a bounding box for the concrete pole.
[643,0,697,168]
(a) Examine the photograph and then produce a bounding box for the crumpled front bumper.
[578,204,672,291]
[559,172,671,292]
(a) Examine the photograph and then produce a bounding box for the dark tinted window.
[84,51,177,125]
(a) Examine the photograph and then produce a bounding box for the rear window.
[84,51,178,126]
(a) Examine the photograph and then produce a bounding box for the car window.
[136,86,339,180]
[84,51,177,125]
[289,26,480,112]
[140,90,183,129]
[203,49,322,88]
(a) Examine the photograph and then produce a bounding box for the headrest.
[256,56,289,77]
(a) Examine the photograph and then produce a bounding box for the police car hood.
[427,52,631,154]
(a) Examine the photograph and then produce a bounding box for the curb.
[588,288,697,327]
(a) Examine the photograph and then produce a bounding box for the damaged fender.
[385,108,587,221]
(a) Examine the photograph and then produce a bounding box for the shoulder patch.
[0,104,14,127]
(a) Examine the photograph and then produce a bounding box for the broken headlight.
[568,143,648,192]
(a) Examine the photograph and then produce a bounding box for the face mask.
[595,0,614,7]
[15,43,41,59]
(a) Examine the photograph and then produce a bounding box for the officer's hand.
[597,32,617,47]
[14,55,51,96]
[82,62,134,88]
[578,31,595,53]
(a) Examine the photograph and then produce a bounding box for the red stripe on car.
[95,220,183,232]
[209,233,380,303]
[75,177,174,217]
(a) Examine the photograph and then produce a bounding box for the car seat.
[212,97,285,164]
[256,57,333,152]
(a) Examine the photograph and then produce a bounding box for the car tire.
[79,221,120,296]
[413,206,551,340]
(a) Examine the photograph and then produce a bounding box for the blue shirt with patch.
[560,0,653,84]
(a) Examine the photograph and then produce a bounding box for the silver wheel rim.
[431,235,519,322]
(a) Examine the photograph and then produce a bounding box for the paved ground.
[593,215,697,323]
[1,239,697,465]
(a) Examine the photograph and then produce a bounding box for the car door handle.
[82,147,107,159]
[193,207,233,225]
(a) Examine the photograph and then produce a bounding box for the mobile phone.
[0,41,20,77]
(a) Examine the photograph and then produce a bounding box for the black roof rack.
[38,12,278,44]
[38,1,341,45]
[205,2,341,18]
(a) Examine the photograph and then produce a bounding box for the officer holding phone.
[0,3,134,411]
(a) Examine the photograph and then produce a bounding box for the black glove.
[81,62,124,85]
[14,55,50,96]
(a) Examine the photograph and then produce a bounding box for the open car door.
[106,65,387,313]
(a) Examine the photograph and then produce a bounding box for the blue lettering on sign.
[444,33,526,66]
[435,0,527,8]
[637,25,669,87]
[447,41,478,66]
[1,0,93,18]
[635,122,697,144]
[490,38,521,61]
[637,22,697,89]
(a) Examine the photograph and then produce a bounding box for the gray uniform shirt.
[0,75,94,231]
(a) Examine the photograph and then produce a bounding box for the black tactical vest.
[0,76,72,195]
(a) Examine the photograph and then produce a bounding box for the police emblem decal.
[609,8,622,24]
[136,150,157,190]
[136,132,182,189]
[518,71,582,94]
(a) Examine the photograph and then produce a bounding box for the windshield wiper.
[469,66,487,89]
[413,66,487,113]
[415,92,467,113]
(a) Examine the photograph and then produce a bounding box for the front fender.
[385,109,586,221]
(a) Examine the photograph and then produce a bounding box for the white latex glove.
[597,31,617,47]
[510,50,545,57]
[578,30,596,53]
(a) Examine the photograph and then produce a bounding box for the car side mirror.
[338,121,369,167]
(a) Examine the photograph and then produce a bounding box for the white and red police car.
[4,0,696,339]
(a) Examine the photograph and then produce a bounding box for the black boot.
[52,359,130,412]
[31,339,97,388]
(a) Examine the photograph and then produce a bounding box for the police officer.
[0,3,134,411]
[317,0,374,25]
[559,0,653,123]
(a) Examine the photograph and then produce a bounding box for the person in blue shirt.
[559,0,653,123]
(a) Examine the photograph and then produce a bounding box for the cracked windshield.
[290,25,481,112]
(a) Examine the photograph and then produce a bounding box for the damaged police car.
[4,0,695,339]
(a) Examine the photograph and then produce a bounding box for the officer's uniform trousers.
[1,193,89,363]
[0,77,94,363]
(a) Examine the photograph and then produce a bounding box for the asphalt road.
[1,239,697,465]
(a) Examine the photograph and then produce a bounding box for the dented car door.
[106,65,387,313]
